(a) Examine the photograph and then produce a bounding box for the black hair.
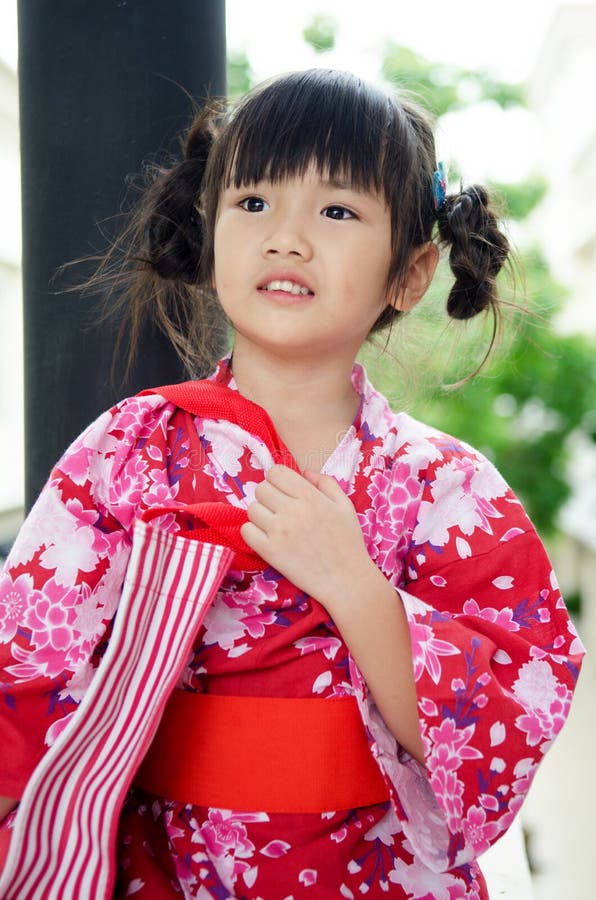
[92,68,512,376]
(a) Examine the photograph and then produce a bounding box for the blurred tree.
[227,49,253,98]
[382,44,460,117]
[302,14,338,53]
[489,176,548,220]
[382,42,525,116]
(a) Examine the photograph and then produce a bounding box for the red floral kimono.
[0,357,584,898]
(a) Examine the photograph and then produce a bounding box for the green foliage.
[490,176,548,220]
[382,42,525,117]
[302,14,338,53]
[227,50,253,98]
[381,44,460,117]
[471,72,526,109]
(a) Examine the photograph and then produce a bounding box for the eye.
[239,196,268,213]
[322,205,357,221]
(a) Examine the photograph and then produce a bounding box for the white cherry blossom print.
[513,659,560,710]
[389,853,465,899]
[0,573,40,643]
[513,659,574,746]
[8,485,67,567]
[59,660,96,703]
[413,461,484,547]
[323,431,363,489]
[201,575,278,652]
[201,419,273,478]
[39,522,101,586]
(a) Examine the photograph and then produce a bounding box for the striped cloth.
[0,519,233,900]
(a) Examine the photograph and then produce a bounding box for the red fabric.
[135,692,390,812]
[139,380,302,571]
[0,826,11,873]
[139,380,300,472]
[141,502,261,571]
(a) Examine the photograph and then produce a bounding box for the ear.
[388,242,439,312]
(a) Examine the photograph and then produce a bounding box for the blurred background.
[0,1,594,895]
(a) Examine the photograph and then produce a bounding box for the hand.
[240,465,375,612]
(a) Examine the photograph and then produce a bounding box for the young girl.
[0,69,584,899]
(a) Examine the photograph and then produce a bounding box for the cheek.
[212,232,228,291]
[373,244,394,294]
[355,249,393,301]
[213,219,244,281]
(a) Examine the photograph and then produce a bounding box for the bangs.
[221,70,397,196]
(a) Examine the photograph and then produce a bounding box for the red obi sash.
[135,691,390,813]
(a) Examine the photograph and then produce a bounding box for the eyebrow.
[321,177,356,191]
[319,176,385,208]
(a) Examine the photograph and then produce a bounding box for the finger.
[240,520,268,554]
[302,468,321,487]
[265,464,309,497]
[246,498,276,531]
[254,478,287,511]
[303,469,346,502]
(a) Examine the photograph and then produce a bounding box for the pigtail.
[143,111,215,284]
[437,184,511,321]
[81,101,227,382]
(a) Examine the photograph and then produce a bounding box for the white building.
[0,56,23,523]
[529,2,596,335]
[529,3,596,641]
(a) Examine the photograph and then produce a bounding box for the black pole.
[18,0,227,511]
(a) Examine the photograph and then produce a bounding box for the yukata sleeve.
[366,442,585,872]
[0,394,173,798]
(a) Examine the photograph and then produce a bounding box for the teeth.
[263,280,310,296]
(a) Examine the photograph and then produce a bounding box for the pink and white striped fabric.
[0,519,233,900]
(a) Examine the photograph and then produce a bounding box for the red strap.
[141,503,260,571]
[134,691,390,813]
[138,380,300,569]
[139,380,300,472]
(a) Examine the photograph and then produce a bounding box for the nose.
[261,211,313,261]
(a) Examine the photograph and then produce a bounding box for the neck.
[228,342,360,429]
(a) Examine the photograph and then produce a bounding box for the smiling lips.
[259,278,314,297]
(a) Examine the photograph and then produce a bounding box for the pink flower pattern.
[0,357,584,898]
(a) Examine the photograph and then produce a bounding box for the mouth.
[258,279,314,297]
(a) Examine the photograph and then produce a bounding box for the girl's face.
[212,166,399,366]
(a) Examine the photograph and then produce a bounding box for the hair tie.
[432,162,447,211]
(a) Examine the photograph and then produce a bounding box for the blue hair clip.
[432,162,447,211]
